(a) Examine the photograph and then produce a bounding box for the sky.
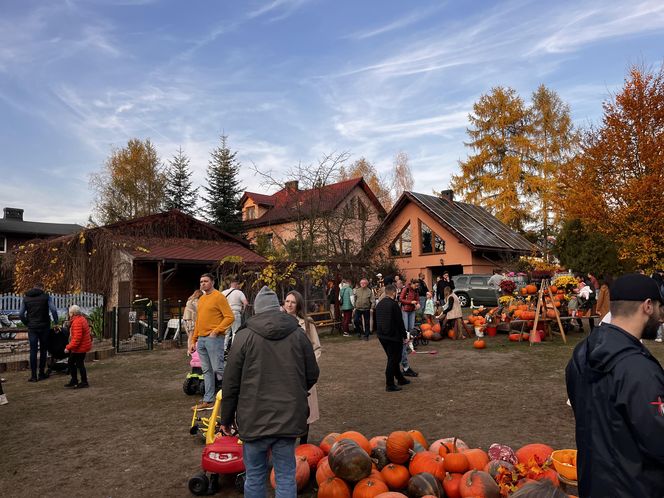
[1,0,663,224]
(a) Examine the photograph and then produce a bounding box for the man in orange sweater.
[189,273,234,410]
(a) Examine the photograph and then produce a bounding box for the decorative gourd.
[386,431,414,464]
[407,472,443,498]
[371,446,390,470]
[380,464,410,490]
[318,477,352,498]
[320,432,341,454]
[270,455,310,491]
[352,477,390,498]
[515,443,554,466]
[316,456,336,484]
[337,431,372,455]
[461,448,489,471]
[443,472,463,498]
[296,443,325,470]
[328,439,372,482]
[458,470,500,498]
[370,436,388,450]
[408,452,445,481]
[473,339,486,349]
[407,430,428,450]
[487,444,517,465]
[483,460,514,480]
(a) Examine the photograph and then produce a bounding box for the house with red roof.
[241,177,387,259]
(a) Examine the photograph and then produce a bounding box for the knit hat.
[254,286,281,314]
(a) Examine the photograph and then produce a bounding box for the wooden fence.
[0,292,104,314]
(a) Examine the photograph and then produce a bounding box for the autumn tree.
[338,157,393,209]
[561,66,664,271]
[392,151,414,203]
[203,135,244,236]
[164,147,198,215]
[451,86,535,231]
[529,85,579,256]
[91,138,166,224]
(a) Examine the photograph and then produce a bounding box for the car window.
[455,277,468,286]
[470,277,486,286]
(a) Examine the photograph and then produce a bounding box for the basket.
[551,449,577,481]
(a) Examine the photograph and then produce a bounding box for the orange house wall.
[371,202,495,288]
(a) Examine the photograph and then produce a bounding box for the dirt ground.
[2,329,663,498]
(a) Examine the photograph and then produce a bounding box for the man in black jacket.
[376,284,410,392]
[220,286,319,498]
[566,273,664,497]
[19,283,58,382]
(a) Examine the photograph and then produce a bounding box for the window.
[0,236,5,254]
[420,221,445,254]
[344,197,357,219]
[357,201,368,221]
[389,223,412,257]
[343,239,352,254]
[245,206,256,220]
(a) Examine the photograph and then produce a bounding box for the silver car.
[451,274,498,307]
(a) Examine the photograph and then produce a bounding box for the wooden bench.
[309,311,340,329]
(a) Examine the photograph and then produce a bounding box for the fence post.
[113,307,119,353]
[177,299,183,347]
[147,302,154,351]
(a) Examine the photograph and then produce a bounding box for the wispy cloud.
[345,7,442,40]
[246,0,312,22]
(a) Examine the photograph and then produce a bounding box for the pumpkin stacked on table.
[306,431,568,497]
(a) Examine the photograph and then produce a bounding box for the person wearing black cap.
[566,273,664,498]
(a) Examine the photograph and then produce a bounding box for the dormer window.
[389,222,412,257]
[245,206,256,220]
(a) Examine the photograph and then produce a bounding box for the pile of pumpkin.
[419,323,442,341]
[279,430,572,497]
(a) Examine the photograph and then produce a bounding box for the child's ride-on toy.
[188,390,246,495]
[183,349,205,395]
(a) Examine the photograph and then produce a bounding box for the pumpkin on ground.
[515,443,554,466]
[439,438,468,474]
[462,448,489,471]
[328,439,372,482]
[430,437,469,455]
[380,464,410,490]
[408,452,445,481]
[432,323,441,333]
[422,329,435,340]
[337,431,372,455]
[318,477,351,498]
[320,432,341,454]
[407,472,443,498]
[374,493,408,498]
[407,430,428,449]
[316,456,336,484]
[458,469,500,498]
[534,468,560,487]
[420,323,432,331]
[473,339,486,349]
[386,431,414,464]
[443,473,463,498]
[295,443,325,470]
[270,455,310,491]
[352,477,390,498]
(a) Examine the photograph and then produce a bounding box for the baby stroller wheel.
[235,472,246,493]
[183,377,197,395]
[188,472,209,496]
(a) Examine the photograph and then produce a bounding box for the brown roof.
[127,237,265,264]
[242,177,386,228]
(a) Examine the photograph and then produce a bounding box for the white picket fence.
[0,292,104,315]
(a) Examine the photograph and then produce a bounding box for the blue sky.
[1,0,663,224]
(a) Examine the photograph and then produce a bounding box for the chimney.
[3,207,24,221]
[284,180,299,191]
[439,190,454,203]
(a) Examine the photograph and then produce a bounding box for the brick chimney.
[284,180,299,191]
[3,207,24,221]
[439,190,454,203]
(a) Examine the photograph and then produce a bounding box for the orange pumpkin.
[458,469,500,498]
[444,452,469,474]
[374,493,408,498]
[461,448,489,471]
[408,430,428,449]
[515,443,554,466]
[549,285,558,294]
[316,456,335,484]
[473,339,486,349]
[447,330,456,339]
[443,473,463,498]
[526,284,537,294]
[296,443,325,470]
[386,431,414,464]
[422,329,435,340]
[370,469,386,482]
[353,477,390,498]
[380,464,410,490]
[408,452,445,481]
[318,477,352,498]
[520,287,528,296]
[337,431,372,455]
[546,309,557,319]
[270,455,310,491]
[432,323,441,333]
[320,432,341,454]
[534,468,560,487]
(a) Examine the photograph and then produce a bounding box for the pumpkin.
[534,468,560,487]
[371,447,390,470]
[317,456,336,484]
[431,332,442,341]
[374,493,408,498]
[319,477,352,498]
[546,309,557,319]
[320,432,341,454]
[461,448,489,471]
[420,323,432,331]
[483,460,514,480]
[443,473,463,498]
[443,452,468,474]
[422,329,435,340]
[370,436,388,450]
[508,333,529,342]
[380,464,410,490]
[408,452,445,481]
[526,284,537,294]
[353,477,390,498]
[432,323,441,333]
[296,443,325,470]
[520,287,528,296]
[458,470,500,498]
[407,472,443,498]
[430,437,469,455]
[270,455,310,491]
[515,443,554,466]
[386,431,414,464]
[473,339,486,349]
[329,439,372,482]
[370,468,386,482]
[408,430,428,449]
[337,431,372,455]
[447,330,456,339]
[549,285,558,294]
[412,441,427,454]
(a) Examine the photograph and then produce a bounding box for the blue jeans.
[243,437,296,498]
[197,335,225,403]
[353,309,370,337]
[402,310,415,332]
[28,328,49,376]
[400,343,411,370]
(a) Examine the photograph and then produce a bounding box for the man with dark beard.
[566,273,664,498]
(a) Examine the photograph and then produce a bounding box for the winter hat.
[254,286,281,314]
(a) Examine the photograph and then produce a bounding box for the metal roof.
[127,237,266,264]
[0,218,83,236]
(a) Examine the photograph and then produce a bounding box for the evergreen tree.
[203,135,244,236]
[164,147,198,215]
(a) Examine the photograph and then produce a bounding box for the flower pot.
[486,326,497,337]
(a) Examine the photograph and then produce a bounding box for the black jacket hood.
[25,288,45,298]
[245,311,300,340]
[578,323,649,378]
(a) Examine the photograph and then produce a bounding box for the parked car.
[451,274,498,307]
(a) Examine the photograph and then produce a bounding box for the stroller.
[46,325,70,375]
[183,349,205,396]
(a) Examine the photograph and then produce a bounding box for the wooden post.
[157,260,163,341]
[530,283,544,345]
[547,284,567,343]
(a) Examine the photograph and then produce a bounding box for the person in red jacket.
[64,305,92,389]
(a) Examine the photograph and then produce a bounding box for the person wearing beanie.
[566,273,664,497]
[220,286,319,498]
